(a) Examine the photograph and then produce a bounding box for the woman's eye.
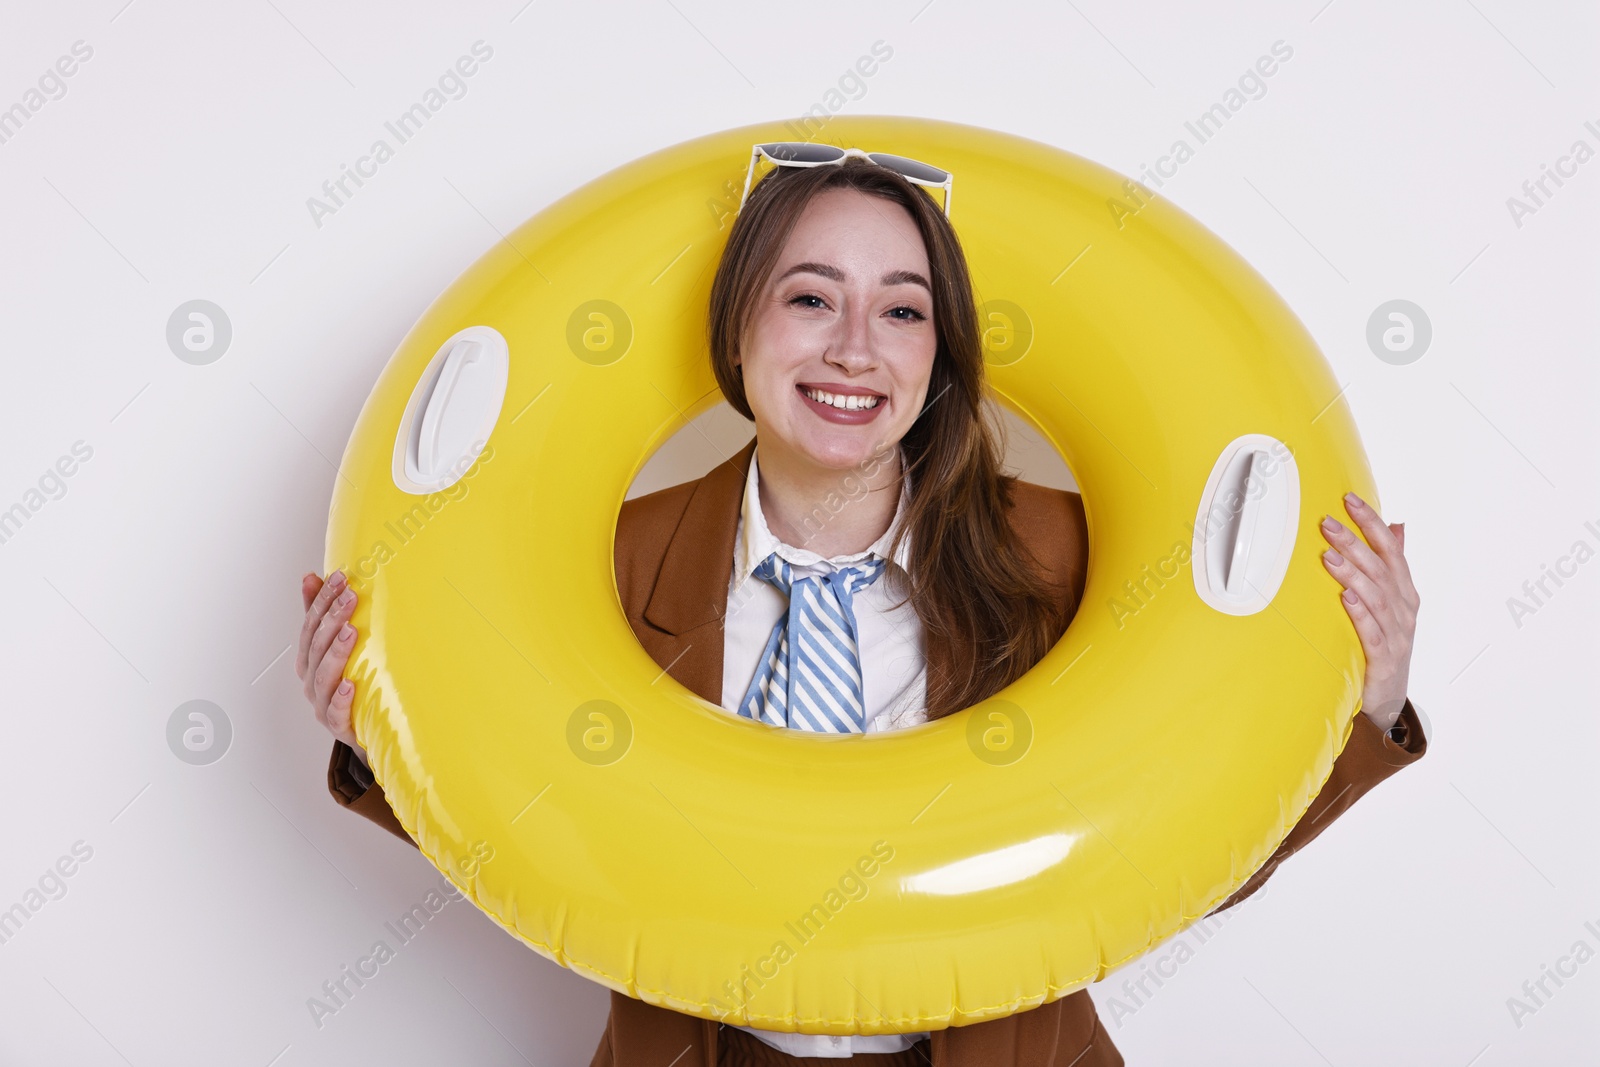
[789,293,827,309]
[888,305,926,321]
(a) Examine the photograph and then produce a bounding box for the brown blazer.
[327,434,1428,1066]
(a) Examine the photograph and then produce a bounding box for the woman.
[299,153,1427,1065]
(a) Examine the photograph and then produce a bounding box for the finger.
[305,586,357,701]
[302,586,357,706]
[300,572,322,614]
[1340,586,1408,700]
[1390,522,1419,615]
[325,674,357,747]
[311,618,358,725]
[1322,543,1398,643]
[296,570,348,681]
[1340,492,1399,554]
[1337,584,1396,675]
[1319,513,1389,593]
[1321,506,1415,612]
[1341,493,1417,593]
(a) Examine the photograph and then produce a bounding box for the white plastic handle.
[1191,434,1300,616]
[416,339,482,478]
[391,325,509,495]
[1223,450,1266,596]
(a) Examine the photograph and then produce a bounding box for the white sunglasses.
[737,142,954,219]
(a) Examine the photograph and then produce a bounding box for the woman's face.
[735,186,937,474]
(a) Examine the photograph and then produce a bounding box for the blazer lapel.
[636,436,757,705]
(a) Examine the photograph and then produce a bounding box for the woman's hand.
[1319,492,1418,732]
[296,569,367,767]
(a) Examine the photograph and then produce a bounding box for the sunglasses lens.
[866,153,949,183]
[760,142,846,164]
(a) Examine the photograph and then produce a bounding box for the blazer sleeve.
[1209,696,1428,913]
[327,739,418,847]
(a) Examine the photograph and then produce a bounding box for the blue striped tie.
[736,551,888,733]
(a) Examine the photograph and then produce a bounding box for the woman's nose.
[826,302,877,369]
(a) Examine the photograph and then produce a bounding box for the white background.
[1,1,1596,1063]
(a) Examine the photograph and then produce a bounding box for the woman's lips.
[796,383,886,425]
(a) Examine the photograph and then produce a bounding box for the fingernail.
[339,623,354,641]
[338,679,352,695]
[1321,514,1339,532]
[1344,492,1364,508]
[1323,549,1344,565]
[337,588,355,608]
[330,570,347,588]
[1342,588,1358,603]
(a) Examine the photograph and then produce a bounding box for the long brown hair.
[706,155,1067,721]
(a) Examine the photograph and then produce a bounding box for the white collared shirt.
[720,443,930,1056]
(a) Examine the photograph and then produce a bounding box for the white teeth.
[803,387,882,410]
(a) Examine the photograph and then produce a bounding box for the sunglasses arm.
[737,145,765,217]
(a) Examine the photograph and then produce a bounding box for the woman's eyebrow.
[777,261,932,292]
[881,268,932,291]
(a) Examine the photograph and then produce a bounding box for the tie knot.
[753,552,887,599]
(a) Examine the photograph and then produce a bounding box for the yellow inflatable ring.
[325,116,1378,1034]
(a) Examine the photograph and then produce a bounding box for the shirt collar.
[734,442,914,588]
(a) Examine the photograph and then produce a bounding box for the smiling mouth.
[797,384,885,410]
